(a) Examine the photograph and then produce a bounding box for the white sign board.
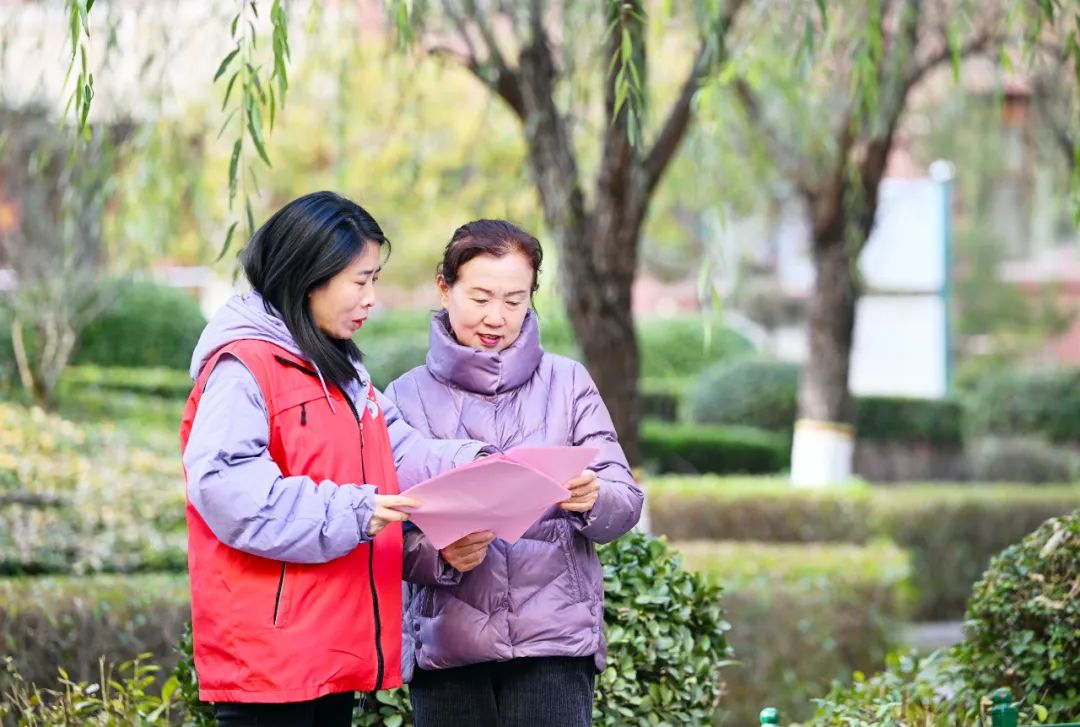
[850,295,948,398]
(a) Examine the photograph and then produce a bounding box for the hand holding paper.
[402,446,599,550]
[559,469,600,513]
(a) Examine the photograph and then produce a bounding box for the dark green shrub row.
[640,421,790,475]
[648,477,1080,619]
[687,359,1080,444]
[685,359,966,444]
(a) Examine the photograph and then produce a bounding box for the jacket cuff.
[353,484,377,543]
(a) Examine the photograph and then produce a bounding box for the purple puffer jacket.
[385,310,644,676]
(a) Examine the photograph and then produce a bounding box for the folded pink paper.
[402,446,599,550]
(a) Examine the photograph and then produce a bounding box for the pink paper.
[402,446,598,550]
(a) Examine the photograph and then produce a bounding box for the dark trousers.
[410,656,595,727]
[214,691,356,727]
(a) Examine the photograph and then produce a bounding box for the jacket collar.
[425,309,544,395]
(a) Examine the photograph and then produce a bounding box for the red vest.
[179,339,403,703]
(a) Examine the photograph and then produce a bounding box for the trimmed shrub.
[967,367,1080,443]
[75,282,205,370]
[958,509,1080,722]
[648,476,1080,619]
[648,477,874,543]
[676,540,911,725]
[855,396,964,443]
[640,421,789,475]
[0,575,190,692]
[686,359,799,431]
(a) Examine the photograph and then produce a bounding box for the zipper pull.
[300,402,307,426]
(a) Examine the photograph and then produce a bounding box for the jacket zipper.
[271,354,384,685]
[272,563,286,625]
[338,385,384,691]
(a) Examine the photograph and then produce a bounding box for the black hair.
[241,191,388,386]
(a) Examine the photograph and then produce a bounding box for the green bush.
[686,359,800,431]
[640,421,789,475]
[61,365,193,399]
[676,540,910,725]
[637,317,753,380]
[648,476,1080,619]
[75,282,206,370]
[958,509,1080,722]
[967,367,1080,443]
[855,396,964,443]
[0,575,190,692]
[176,532,732,726]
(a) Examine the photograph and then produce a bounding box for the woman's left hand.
[559,469,600,513]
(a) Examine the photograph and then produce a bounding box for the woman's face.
[439,251,534,352]
[308,242,381,339]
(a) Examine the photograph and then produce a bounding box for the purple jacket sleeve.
[401,524,462,587]
[381,381,493,586]
[182,357,377,564]
[378,386,489,487]
[568,363,644,543]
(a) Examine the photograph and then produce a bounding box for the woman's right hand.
[440,531,496,572]
[368,494,421,536]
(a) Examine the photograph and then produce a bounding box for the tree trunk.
[799,238,859,424]
[561,216,643,465]
[790,236,860,486]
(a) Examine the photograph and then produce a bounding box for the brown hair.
[437,219,543,295]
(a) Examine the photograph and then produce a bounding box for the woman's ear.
[436,274,451,309]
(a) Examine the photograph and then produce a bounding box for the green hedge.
[61,365,193,399]
[0,574,190,692]
[855,396,964,443]
[75,282,206,370]
[675,540,910,726]
[686,359,967,444]
[640,421,790,475]
[967,367,1080,442]
[648,476,1080,619]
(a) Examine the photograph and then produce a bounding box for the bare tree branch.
[435,0,527,118]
